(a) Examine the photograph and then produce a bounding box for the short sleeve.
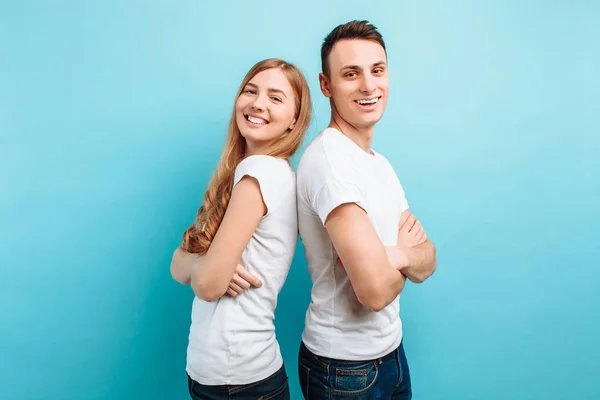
[313,179,366,225]
[398,184,409,213]
[382,154,409,214]
[233,155,290,215]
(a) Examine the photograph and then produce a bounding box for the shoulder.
[236,155,289,172]
[233,156,294,215]
[298,128,356,181]
[235,155,293,184]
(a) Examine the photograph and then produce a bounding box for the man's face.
[321,39,389,129]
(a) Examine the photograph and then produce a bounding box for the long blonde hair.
[181,58,312,254]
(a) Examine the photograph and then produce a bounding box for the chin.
[356,116,383,128]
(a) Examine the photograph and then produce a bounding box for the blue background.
[1,1,599,399]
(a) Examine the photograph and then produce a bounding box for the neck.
[244,140,270,157]
[328,110,375,154]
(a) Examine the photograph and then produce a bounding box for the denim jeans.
[298,341,412,399]
[187,364,290,400]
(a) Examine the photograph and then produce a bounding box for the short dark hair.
[321,20,386,77]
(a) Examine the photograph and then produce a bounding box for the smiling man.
[296,20,437,399]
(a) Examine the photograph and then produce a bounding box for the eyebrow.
[245,82,288,99]
[340,61,387,71]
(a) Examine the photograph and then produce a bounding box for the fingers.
[400,213,416,233]
[409,221,429,246]
[229,279,245,294]
[398,210,411,229]
[232,273,251,290]
[410,220,423,235]
[236,264,262,288]
[415,230,427,245]
[224,265,265,299]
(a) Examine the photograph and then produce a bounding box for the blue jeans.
[298,341,412,399]
[187,365,290,400]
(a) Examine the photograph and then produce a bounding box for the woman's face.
[235,68,297,155]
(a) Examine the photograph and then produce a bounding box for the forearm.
[358,265,406,312]
[190,257,235,300]
[170,248,204,285]
[398,241,436,283]
[380,268,407,305]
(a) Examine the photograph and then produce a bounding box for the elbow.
[355,270,405,312]
[359,294,389,312]
[413,263,437,284]
[191,277,226,302]
[411,249,437,284]
[422,257,437,282]
[169,249,191,285]
[363,297,388,312]
[170,265,190,285]
[356,285,391,312]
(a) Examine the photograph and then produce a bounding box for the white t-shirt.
[297,128,409,361]
[186,155,297,385]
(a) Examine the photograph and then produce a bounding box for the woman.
[170,58,312,400]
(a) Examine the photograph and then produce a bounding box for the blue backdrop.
[1,1,599,399]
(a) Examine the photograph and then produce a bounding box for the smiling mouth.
[354,97,381,105]
[245,115,268,125]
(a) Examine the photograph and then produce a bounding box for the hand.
[397,212,427,248]
[225,264,262,297]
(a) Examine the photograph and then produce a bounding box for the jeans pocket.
[331,361,378,396]
[260,378,289,400]
[298,360,311,399]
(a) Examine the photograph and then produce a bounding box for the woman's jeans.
[188,364,289,400]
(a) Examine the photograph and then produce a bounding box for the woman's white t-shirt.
[186,155,297,385]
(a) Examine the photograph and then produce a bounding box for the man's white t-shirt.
[297,127,409,361]
[186,155,297,385]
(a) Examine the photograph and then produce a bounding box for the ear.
[319,72,332,98]
[288,117,297,131]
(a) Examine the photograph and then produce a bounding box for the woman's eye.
[271,97,282,102]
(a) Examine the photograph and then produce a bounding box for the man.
[296,20,437,399]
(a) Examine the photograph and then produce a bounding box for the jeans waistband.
[299,341,399,366]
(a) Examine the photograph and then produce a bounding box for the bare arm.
[398,241,436,283]
[325,203,406,312]
[392,209,437,283]
[190,176,265,301]
[170,247,204,285]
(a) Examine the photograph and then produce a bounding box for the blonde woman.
[171,58,312,400]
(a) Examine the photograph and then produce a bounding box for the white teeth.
[357,98,379,105]
[247,115,267,125]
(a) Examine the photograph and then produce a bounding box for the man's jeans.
[298,341,412,399]
[187,364,290,400]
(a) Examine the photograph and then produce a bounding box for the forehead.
[247,68,294,94]
[328,39,387,69]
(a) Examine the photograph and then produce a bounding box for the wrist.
[387,246,410,270]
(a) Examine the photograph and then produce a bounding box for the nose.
[359,74,376,94]
[250,93,267,111]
